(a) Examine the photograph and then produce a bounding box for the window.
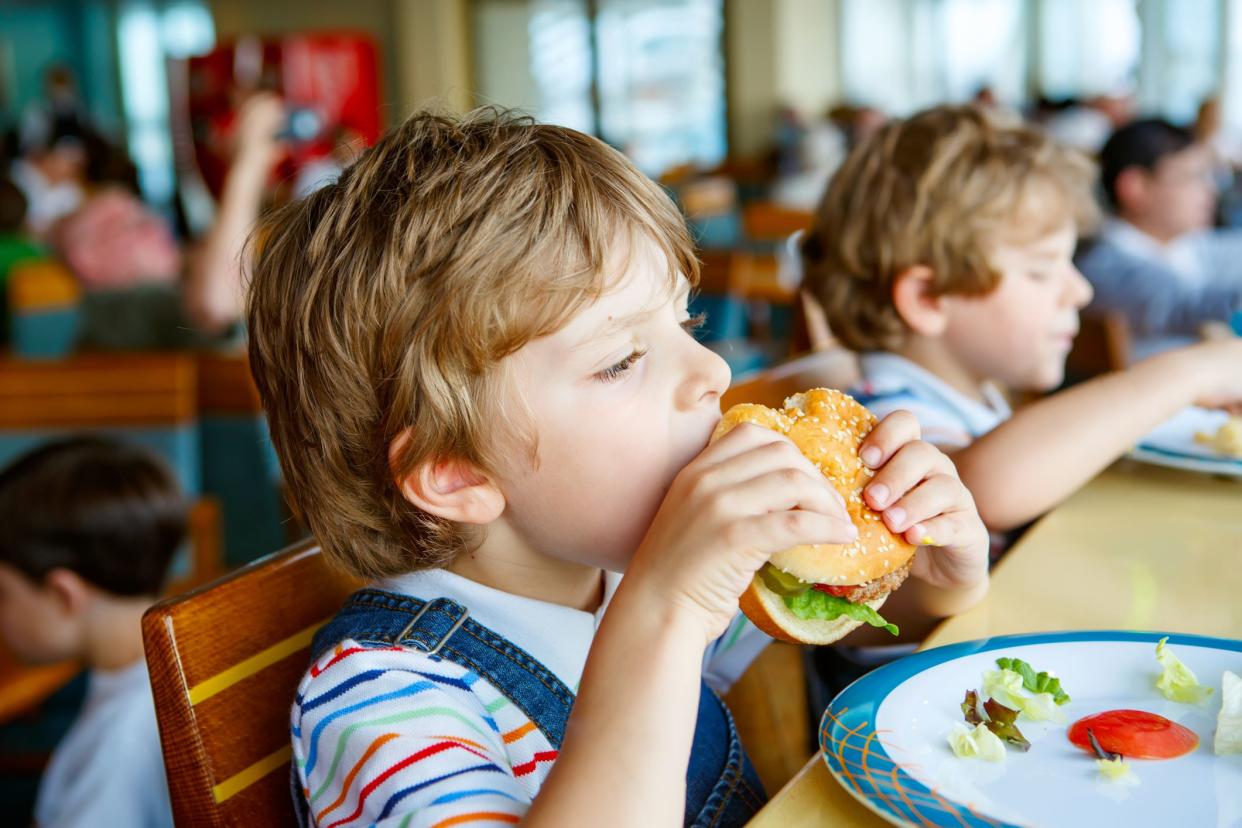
[473,0,726,176]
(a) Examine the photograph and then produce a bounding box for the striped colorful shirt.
[291,568,770,827]
[851,352,1011,450]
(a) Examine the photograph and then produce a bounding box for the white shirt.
[9,159,84,236]
[35,659,173,828]
[1101,219,1209,289]
[291,568,770,827]
[853,352,1011,449]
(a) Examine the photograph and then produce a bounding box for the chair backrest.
[722,349,861,410]
[6,259,81,358]
[143,540,362,828]
[0,352,200,492]
[740,202,813,243]
[1066,311,1132,379]
[196,352,289,565]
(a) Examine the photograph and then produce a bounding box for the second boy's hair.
[802,105,1098,352]
[247,107,698,580]
[0,437,187,596]
[1098,118,1197,207]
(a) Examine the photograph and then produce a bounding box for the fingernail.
[886,506,906,529]
[845,522,859,539]
[861,446,881,468]
[868,483,890,508]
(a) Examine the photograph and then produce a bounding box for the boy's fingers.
[732,509,860,555]
[858,410,921,469]
[694,432,846,510]
[716,469,851,524]
[879,473,970,535]
[863,440,954,511]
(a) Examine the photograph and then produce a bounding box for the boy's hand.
[859,411,990,593]
[627,423,858,644]
[1181,339,1242,411]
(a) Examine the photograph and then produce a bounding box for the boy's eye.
[596,349,648,383]
[680,312,707,338]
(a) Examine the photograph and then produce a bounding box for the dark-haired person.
[1076,118,1242,360]
[0,438,185,828]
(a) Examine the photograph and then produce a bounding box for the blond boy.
[802,105,1242,533]
[248,108,990,827]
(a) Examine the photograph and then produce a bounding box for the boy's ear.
[389,432,506,525]
[1113,166,1150,214]
[42,568,94,618]
[891,264,948,336]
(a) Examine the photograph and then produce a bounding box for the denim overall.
[292,589,766,827]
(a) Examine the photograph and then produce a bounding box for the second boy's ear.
[389,432,506,525]
[891,264,949,336]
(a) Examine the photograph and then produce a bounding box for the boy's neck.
[448,521,606,613]
[892,337,990,404]
[82,594,154,672]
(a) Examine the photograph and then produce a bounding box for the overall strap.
[309,588,575,747]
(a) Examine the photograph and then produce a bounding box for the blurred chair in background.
[196,352,290,567]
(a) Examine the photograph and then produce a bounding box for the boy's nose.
[1065,266,1094,309]
[679,341,731,410]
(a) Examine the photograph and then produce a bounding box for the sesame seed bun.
[713,388,917,644]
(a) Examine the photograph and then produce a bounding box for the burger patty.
[835,558,913,605]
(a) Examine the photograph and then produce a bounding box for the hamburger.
[712,388,916,645]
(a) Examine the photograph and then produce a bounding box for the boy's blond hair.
[802,104,1099,352]
[246,108,697,579]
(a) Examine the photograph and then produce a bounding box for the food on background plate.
[1155,636,1213,704]
[1216,670,1242,755]
[1194,415,1242,458]
[713,389,916,645]
[1067,710,1199,760]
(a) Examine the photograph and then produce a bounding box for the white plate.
[820,631,1242,827]
[1130,407,1242,478]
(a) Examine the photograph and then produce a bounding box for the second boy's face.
[941,219,1092,392]
[490,237,732,572]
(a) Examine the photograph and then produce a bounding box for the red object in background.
[172,33,382,199]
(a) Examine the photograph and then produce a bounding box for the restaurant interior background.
[1,0,1241,822]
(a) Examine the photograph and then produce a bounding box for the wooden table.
[748,461,1242,826]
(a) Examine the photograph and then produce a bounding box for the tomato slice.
[1067,710,1199,760]
[812,583,854,598]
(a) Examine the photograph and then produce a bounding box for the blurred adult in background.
[1076,118,1242,360]
[19,64,90,155]
[1044,94,1134,154]
[183,92,287,334]
[9,127,86,237]
[1195,96,1242,172]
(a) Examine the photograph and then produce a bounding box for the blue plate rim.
[818,630,1242,828]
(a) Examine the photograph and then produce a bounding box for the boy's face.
[1125,145,1216,239]
[940,219,1092,392]
[0,563,79,664]
[490,237,732,573]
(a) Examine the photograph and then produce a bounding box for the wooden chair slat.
[144,541,361,827]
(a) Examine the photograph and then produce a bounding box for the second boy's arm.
[952,339,1242,531]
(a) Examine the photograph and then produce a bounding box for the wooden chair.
[6,259,81,359]
[143,540,361,827]
[196,351,290,566]
[1066,311,1132,379]
[0,352,200,493]
[740,202,813,243]
[722,349,860,410]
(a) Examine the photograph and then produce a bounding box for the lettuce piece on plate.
[1155,637,1213,704]
[982,669,1064,722]
[995,656,1070,704]
[948,722,1006,762]
[1216,670,1242,755]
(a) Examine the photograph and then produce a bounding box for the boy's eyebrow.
[572,282,691,351]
